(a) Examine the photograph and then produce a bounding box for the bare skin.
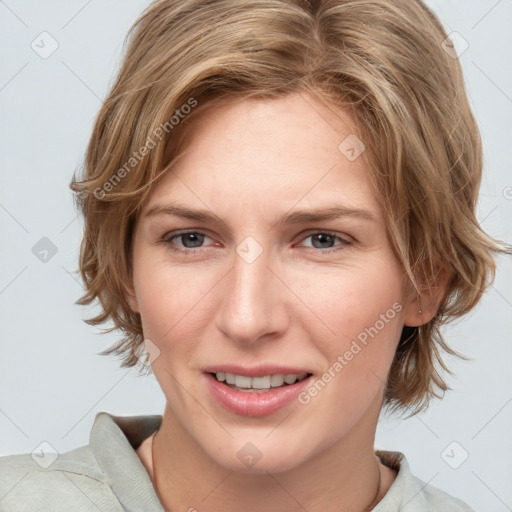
[126,92,445,512]
[137,433,398,507]
[136,434,156,482]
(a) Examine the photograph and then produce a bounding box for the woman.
[1,0,509,510]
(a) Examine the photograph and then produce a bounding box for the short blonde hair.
[70,0,510,415]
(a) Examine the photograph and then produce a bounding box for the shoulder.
[0,445,122,512]
[420,482,475,511]
[375,450,475,512]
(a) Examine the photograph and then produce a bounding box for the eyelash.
[160,230,353,254]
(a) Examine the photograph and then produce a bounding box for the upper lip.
[203,364,313,378]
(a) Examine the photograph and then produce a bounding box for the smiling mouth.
[210,372,312,393]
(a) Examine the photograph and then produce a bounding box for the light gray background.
[0,1,511,510]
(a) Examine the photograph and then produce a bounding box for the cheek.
[132,255,214,349]
[296,262,404,397]
[298,261,404,341]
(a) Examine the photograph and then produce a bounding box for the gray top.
[0,411,475,511]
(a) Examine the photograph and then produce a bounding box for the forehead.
[142,92,380,221]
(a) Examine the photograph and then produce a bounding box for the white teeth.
[215,372,309,390]
[284,374,297,384]
[270,374,285,387]
[235,375,252,388]
[252,376,271,389]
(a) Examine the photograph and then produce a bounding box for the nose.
[215,240,289,346]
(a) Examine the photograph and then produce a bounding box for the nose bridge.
[216,237,287,343]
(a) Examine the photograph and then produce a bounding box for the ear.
[124,279,140,314]
[403,263,451,327]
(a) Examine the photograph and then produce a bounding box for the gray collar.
[89,412,428,512]
[90,411,165,511]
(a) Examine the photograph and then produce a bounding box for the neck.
[144,402,395,512]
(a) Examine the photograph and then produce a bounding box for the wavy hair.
[70,0,510,415]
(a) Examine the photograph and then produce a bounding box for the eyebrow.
[144,204,376,226]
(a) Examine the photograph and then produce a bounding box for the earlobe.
[403,296,427,327]
[403,265,451,327]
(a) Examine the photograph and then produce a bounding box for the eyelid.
[160,229,354,253]
[296,229,353,245]
[295,231,353,253]
[161,229,217,249]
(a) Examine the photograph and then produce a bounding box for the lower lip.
[204,373,312,417]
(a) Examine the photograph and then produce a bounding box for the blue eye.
[300,232,349,250]
[163,231,212,251]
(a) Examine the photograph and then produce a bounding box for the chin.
[204,437,313,475]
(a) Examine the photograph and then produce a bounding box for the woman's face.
[128,92,419,473]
